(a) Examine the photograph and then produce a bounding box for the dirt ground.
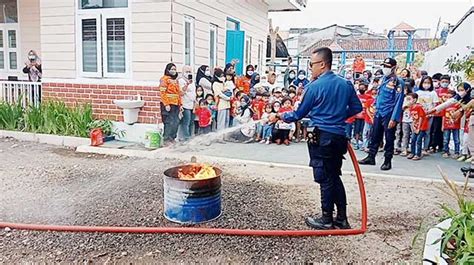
[0,138,472,263]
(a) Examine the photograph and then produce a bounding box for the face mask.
[382,67,392,76]
[218,77,225,82]
[247,71,254,76]
[28,55,36,60]
[289,74,295,79]
[169,70,177,76]
[205,70,211,76]
[459,91,467,97]
[358,89,366,94]
[346,74,352,79]
[298,74,305,80]
[186,73,192,80]
[422,83,431,90]
[241,102,247,107]
[440,82,449,88]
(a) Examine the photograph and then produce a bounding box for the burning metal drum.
[163,164,222,224]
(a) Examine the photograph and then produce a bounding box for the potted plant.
[423,167,474,264]
[89,120,125,142]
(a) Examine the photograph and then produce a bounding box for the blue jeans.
[443,129,460,154]
[362,122,373,149]
[411,131,427,157]
[263,124,273,139]
[345,123,353,139]
[178,108,194,141]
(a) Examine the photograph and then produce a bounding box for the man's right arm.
[281,87,315,123]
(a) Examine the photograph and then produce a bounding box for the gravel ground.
[0,137,472,263]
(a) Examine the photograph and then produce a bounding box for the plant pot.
[423,218,451,265]
[103,135,116,142]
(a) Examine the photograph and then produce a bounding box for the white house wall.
[171,0,269,71]
[422,13,473,76]
[19,0,41,75]
[40,0,76,80]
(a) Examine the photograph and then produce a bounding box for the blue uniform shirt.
[375,75,405,122]
[281,71,362,136]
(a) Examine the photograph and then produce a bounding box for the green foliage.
[445,54,474,84]
[437,167,474,263]
[0,99,118,138]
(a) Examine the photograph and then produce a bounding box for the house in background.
[0,0,305,124]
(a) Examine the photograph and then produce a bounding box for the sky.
[268,0,473,37]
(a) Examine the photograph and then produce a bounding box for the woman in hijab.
[226,95,255,143]
[196,65,213,95]
[249,73,261,98]
[292,70,310,89]
[284,69,296,89]
[159,63,181,145]
[236,64,254,95]
[23,50,42,82]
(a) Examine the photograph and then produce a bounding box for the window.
[257,41,263,70]
[0,31,4,69]
[226,18,240,31]
[183,16,195,67]
[0,0,17,23]
[80,0,127,9]
[209,24,217,70]
[77,1,129,78]
[245,36,252,66]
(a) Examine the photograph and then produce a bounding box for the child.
[281,88,289,98]
[230,90,242,127]
[406,93,430,160]
[258,103,274,144]
[353,82,369,149]
[274,98,294,145]
[194,99,212,134]
[205,94,217,131]
[194,86,204,135]
[441,90,462,159]
[459,108,472,162]
[362,88,376,151]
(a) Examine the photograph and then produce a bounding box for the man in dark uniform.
[359,58,405,170]
[270,47,362,229]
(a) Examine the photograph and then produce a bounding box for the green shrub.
[0,100,24,130]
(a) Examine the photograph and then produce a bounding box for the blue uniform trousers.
[308,130,348,213]
[368,114,396,159]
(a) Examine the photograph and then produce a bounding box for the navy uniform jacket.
[281,71,362,136]
[375,75,405,122]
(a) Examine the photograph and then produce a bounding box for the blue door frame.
[225,18,244,75]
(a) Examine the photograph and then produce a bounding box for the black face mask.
[358,89,366,95]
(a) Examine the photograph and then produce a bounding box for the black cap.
[381,58,397,68]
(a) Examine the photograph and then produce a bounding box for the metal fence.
[0,81,42,107]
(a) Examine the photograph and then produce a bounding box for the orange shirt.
[236,76,251,95]
[353,59,366,73]
[159,76,181,106]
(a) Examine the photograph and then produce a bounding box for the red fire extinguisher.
[90,128,104,146]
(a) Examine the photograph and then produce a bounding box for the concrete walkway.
[167,141,470,183]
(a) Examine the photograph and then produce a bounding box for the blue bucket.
[163,165,222,224]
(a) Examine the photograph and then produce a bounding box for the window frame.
[209,24,218,70]
[257,41,264,71]
[183,15,195,69]
[0,24,20,74]
[76,0,131,79]
[245,36,252,66]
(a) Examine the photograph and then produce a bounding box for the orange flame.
[177,164,217,180]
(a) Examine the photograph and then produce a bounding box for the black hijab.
[245,65,255,78]
[196,65,211,86]
[213,68,224,84]
[164,63,178,80]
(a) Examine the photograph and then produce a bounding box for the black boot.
[380,158,392,171]
[305,211,333,230]
[334,208,351,229]
[358,155,376,165]
[461,166,474,178]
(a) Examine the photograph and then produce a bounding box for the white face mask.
[422,83,431,90]
[459,91,467,97]
[169,70,177,76]
[298,74,305,80]
[382,67,392,76]
[218,77,225,82]
[440,82,449,88]
[289,73,295,79]
[247,71,254,76]
[205,70,211,76]
[28,55,36,60]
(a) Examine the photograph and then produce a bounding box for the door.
[225,30,244,75]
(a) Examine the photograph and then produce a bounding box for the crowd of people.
[158,56,473,165]
[159,60,311,146]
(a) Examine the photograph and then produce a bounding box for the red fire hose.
[0,144,367,237]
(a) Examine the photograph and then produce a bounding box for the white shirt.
[416,90,440,111]
[179,78,196,110]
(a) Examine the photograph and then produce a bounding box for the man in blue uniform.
[270,47,362,230]
[359,58,405,170]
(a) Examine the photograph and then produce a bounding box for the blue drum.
[163,165,222,224]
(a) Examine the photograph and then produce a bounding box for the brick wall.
[42,83,162,124]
